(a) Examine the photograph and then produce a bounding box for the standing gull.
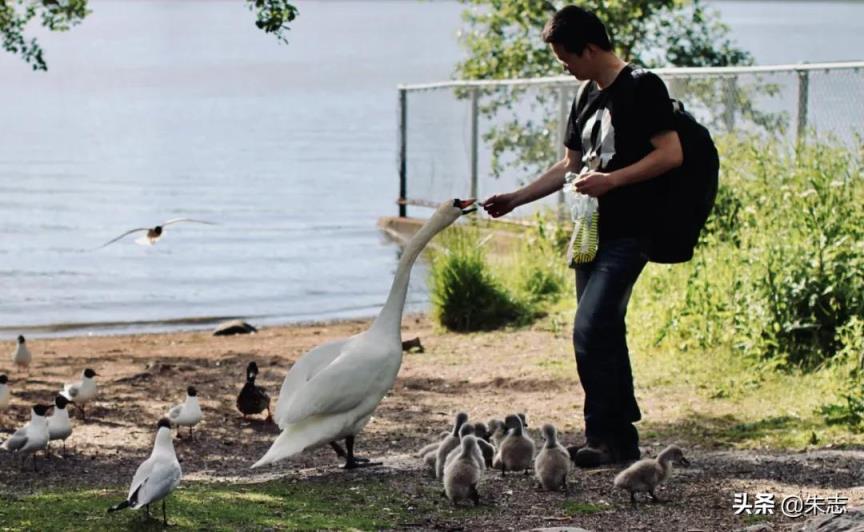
[47,394,74,456]
[1,403,50,471]
[0,374,10,421]
[108,419,182,526]
[61,368,98,420]
[95,218,217,248]
[166,386,202,438]
[11,335,31,372]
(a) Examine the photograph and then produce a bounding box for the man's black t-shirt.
[564,65,675,243]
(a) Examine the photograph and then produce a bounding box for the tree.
[0,0,298,71]
[455,0,757,179]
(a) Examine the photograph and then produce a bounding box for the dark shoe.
[572,444,614,468]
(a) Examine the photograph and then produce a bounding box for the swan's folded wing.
[274,338,350,426]
[279,358,376,425]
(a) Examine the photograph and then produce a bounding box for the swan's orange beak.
[457,198,477,214]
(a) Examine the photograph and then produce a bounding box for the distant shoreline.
[0,308,429,341]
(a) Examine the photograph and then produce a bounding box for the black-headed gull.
[1,403,50,471]
[0,374,10,420]
[47,394,73,455]
[61,368,98,420]
[11,335,31,372]
[108,418,182,525]
[166,386,202,438]
[96,218,217,249]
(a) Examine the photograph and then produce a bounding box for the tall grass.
[429,228,533,331]
[429,219,570,332]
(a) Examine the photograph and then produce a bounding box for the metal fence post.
[556,85,570,218]
[398,88,407,217]
[470,87,479,203]
[723,76,737,133]
[796,69,810,146]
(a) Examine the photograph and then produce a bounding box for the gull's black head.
[84,368,97,378]
[157,418,172,430]
[153,226,163,236]
[0,374,7,384]
[187,386,197,397]
[33,404,50,416]
[17,335,25,344]
[55,395,70,409]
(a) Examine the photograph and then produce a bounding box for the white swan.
[253,198,476,469]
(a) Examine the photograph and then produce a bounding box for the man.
[482,5,683,467]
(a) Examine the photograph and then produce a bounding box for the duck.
[47,394,74,455]
[493,414,535,475]
[253,199,476,470]
[613,444,690,504]
[534,424,572,492]
[236,362,271,422]
[167,386,202,438]
[435,412,470,479]
[61,368,98,420]
[1,403,50,471]
[443,435,482,506]
[11,335,31,372]
[108,418,182,526]
[0,374,10,419]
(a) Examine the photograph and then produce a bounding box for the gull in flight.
[95,218,217,249]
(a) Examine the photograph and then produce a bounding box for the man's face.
[551,43,590,80]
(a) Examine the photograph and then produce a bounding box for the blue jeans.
[573,237,647,453]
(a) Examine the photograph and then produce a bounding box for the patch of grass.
[562,501,609,515]
[0,477,412,531]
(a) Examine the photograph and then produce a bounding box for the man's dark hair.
[541,5,612,55]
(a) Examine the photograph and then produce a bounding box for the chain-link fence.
[396,61,864,219]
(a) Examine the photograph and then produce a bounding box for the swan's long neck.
[370,214,447,338]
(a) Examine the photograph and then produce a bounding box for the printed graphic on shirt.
[580,105,615,171]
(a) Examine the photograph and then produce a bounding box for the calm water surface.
[0,0,861,338]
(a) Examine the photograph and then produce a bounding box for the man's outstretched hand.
[482,193,519,218]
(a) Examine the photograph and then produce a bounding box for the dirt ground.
[1,315,862,531]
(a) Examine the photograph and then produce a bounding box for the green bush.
[648,135,864,369]
[429,229,536,331]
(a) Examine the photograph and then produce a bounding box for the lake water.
[0,0,861,338]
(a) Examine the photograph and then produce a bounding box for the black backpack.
[572,70,720,264]
[632,70,719,264]
[644,99,719,263]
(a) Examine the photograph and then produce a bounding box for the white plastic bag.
[564,171,599,265]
